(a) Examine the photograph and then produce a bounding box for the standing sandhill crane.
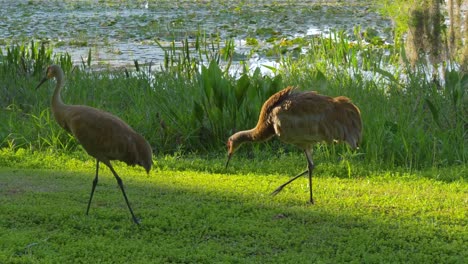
[36,65,152,224]
[225,86,362,204]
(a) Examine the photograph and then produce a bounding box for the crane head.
[36,65,59,90]
[225,138,234,169]
[225,133,245,169]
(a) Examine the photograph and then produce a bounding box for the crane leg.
[270,169,308,196]
[106,162,140,225]
[270,150,315,204]
[304,150,315,204]
[86,160,100,215]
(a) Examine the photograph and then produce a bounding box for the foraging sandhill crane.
[36,65,152,224]
[225,86,362,204]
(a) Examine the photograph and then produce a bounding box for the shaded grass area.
[0,150,466,263]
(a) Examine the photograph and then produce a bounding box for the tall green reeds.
[0,40,72,76]
[0,33,466,169]
[0,41,74,151]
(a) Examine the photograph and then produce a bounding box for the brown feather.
[36,64,152,224]
[271,91,362,149]
[226,86,362,203]
[41,65,153,172]
[252,86,295,141]
[64,105,152,172]
[228,86,362,151]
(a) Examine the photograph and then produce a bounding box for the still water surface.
[0,0,392,72]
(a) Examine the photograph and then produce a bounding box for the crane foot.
[270,186,285,196]
[132,217,141,225]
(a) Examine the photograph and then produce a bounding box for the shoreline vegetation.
[1,1,466,170]
[1,27,465,169]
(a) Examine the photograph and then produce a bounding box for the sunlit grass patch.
[0,150,466,263]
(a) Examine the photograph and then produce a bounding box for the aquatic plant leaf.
[235,74,250,106]
[375,67,398,84]
[193,102,204,124]
[424,98,441,128]
[271,74,283,91]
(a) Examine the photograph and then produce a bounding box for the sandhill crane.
[225,86,362,204]
[36,65,152,224]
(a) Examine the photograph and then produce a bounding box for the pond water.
[0,0,392,73]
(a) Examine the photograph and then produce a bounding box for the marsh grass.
[0,30,466,169]
[0,149,466,263]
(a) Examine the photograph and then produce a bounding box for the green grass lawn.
[0,150,466,263]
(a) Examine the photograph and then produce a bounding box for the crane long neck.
[235,125,273,144]
[52,70,66,109]
[234,129,256,144]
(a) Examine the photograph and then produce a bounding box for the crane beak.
[35,77,48,90]
[225,153,232,170]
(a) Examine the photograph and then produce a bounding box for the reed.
[0,32,465,168]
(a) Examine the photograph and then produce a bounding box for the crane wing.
[272,92,361,149]
[64,105,150,167]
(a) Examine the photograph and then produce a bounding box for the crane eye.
[47,67,53,77]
